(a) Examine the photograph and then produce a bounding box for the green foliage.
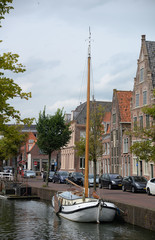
[131,140,154,162]
[36,107,72,186]
[0,124,28,181]
[0,125,28,160]
[0,1,34,129]
[36,107,72,154]
[130,89,155,162]
[75,102,104,161]
[0,52,33,127]
[75,102,104,190]
[0,0,13,27]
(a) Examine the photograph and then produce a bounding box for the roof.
[116,91,132,122]
[73,101,112,124]
[146,40,155,88]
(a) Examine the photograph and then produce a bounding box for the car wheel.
[99,183,102,189]
[122,185,126,191]
[147,188,151,195]
[131,186,135,193]
[108,184,112,190]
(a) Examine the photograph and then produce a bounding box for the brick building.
[110,90,133,176]
[101,112,111,174]
[131,35,155,179]
[61,101,112,174]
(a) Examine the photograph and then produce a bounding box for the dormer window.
[140,68,144,83]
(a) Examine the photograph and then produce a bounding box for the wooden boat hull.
[52,191,117,223]
[59,201,100,222]
[100,201,117,222]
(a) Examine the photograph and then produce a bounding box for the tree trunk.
[93,158,97,191]
[14,157,17,182]
[46,152,51,187]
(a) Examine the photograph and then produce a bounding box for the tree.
[0,125,28,181]
[0,0,33,130]
[36,108,72,186]
[130,89,155,162]
[75,102,104,191]
[0,0,13,28]
[0,0,33,173]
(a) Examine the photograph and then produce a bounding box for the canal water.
[0,199,155,240]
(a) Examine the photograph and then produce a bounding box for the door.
[140,161,143,176]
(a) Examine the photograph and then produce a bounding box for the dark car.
[43,171,55,182]
[52,171,69,184]
[122,176,147,193]
[68,172,84,186]
[99,173,122,189]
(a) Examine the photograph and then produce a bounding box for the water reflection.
[0,199,155,240]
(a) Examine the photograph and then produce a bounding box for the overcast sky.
[1,0,155,122]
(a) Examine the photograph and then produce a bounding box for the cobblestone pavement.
[22,176,155,210]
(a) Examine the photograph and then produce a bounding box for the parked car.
[52,171,69,184]
[87,174,99,187]
[43,171,55,182]
[146,178,155,195]
[99,173,122,189]
[3,166,13,173]
[24,170,36,178]
[68,172,84,185]
[122,176,147,193]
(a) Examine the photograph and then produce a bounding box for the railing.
[0,172,14,181]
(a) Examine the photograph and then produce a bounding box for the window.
[80,131,85,138]
[116,129,118,140]
[113,130,116,147]
[143,91,147,105]
[111,132,113,141]
[123,138,128,153]
[136,94,139,107]
[140,68,144,82]
[139,115,143,129]
[146,115,150,128]
[107,143,110,154]
[113,113,116,123]
[80,157,85,169]
[133,117,137,129]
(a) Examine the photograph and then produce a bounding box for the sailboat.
[52,29,117,223]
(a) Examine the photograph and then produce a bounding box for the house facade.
[131,35,155,179]
[101,112,111,175]
[20,125,60,173]
[61,101,112,174]
[110,90,133,176]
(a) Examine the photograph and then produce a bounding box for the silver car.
[24,170,36,178]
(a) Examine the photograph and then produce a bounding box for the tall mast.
[84,27,91,198]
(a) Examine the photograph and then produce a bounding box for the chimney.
[141,35,146,42]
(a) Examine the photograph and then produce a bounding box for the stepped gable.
[146,40,155,88]
[74,101,112,124]
[116,91,132,123]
